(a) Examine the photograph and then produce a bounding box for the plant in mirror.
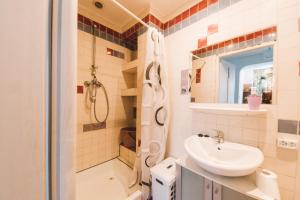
[191,45,274,105]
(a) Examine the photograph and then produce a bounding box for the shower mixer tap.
[84,77,102,88]
[91,65,98,77]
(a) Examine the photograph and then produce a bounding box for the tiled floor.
[76,158,140,200]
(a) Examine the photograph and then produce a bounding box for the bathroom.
[1,0,300,200]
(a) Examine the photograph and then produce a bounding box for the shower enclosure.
[76,1,168,200]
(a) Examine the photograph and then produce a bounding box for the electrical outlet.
[277,138,298,150]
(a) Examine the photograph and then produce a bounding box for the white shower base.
[76,158,140,200]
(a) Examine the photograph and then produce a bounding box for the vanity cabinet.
[178,167,257,200]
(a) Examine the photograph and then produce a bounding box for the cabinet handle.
[214,188,219,194]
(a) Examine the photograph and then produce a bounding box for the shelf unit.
[118,33,146,169]
[122,59,138,74]
[190,103,268,116]
[119,58,139,165]
[121,88,137,96]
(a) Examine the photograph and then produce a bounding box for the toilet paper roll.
[256,169,280,200]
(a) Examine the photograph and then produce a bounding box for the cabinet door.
[181,168,212,200]
[216,184,257,200]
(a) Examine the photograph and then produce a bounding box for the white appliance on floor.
[151,157,177,200]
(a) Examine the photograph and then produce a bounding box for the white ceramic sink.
[184,135,264,177]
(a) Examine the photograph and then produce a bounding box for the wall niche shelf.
[121,88,137,97]
[122,59,138,74]
[190,103,268,116]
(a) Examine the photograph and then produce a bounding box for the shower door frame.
[51,0,77,199]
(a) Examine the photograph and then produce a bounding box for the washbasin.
[184,134,264,177]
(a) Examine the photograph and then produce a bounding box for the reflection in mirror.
[219,46,273,104]
[191,45,274,104]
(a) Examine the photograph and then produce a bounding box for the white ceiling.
[222,46,274,67]
[78,0,200,32]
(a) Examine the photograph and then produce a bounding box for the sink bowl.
[184,135,264,177]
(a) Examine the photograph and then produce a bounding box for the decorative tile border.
[78,14,163,52]
[78,14,138,51]
[106,48,125,59]
[78,0,247,50]
[163,0,242,37]
[191,26,277,58]
[83,122,106,132]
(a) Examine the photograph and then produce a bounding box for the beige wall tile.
[76,30,134,171]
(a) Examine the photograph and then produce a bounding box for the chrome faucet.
[212,129,224,144]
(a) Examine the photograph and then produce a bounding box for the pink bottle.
[247,94,262,110]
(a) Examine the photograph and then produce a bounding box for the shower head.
[94,1,103,9]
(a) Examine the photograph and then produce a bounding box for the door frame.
[51,0,77,199]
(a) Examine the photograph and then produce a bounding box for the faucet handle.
[212,129,224,143]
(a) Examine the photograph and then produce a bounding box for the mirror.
[191,45,274,104]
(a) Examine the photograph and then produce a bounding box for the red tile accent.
[207,0,218,5]
[254,31,262,38]
[263,27,273,35]
[175,14,182,24]
[182,9,190,20]
[83,17,92,25]
[198,0,208,11]
[208,24,218,35]
[246,33,254,40]
[107,48,113,55]
[232,37,239,44]
[207,45,213,51]
[190,4,199,15]
[169,18,175,27]
[163,22,169,29]
[160,23,164,30]
[198,37,207,48]
[107,28,113,35]
[99,24,106,32]
[192,26,277,57]
[224,39,232,46]
[77,85,84,94]
[143,15,150,23]
[196,69,201,83]
[238,36,245,42]
[78,14,84,23]
[219,42,225,48]
[150,15,155,23]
